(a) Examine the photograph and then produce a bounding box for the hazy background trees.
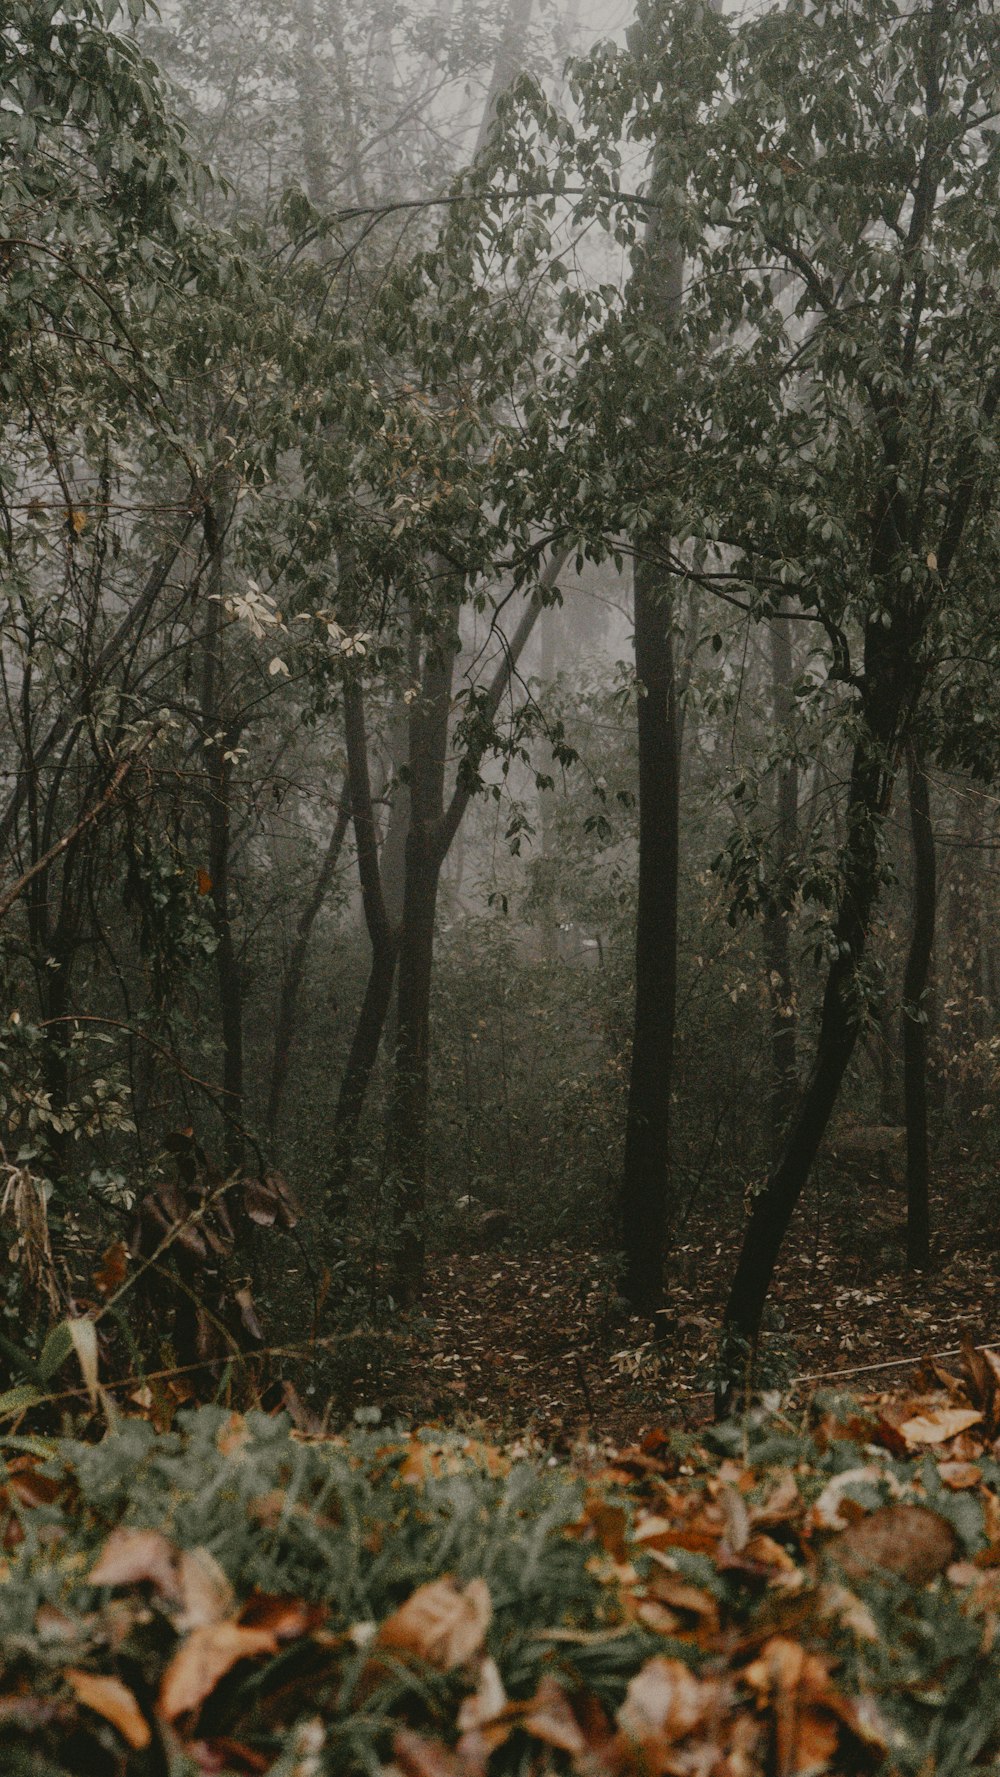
[2,0,999,1417]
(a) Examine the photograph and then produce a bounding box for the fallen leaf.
[175,1546,236,1631]
[742,1638,839,1776]
[188,1738,271,1774]
[808,1465,886,1532]
[618,1655,712,1751]
[239,1592,325,1640]
[66,1668,150,1750]
[377,1577,491,1671]
[392,1727,466,1776]
[35,1602,83,1644]
[830,1503,957,1586]
[159,1621,279,1721]
[899,1406,983,1448]
[89,1526,181,1601]
[457,1656,507,1732]
[523,1674,586,1755]
[938,1461,982,1491]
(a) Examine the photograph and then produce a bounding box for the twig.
[0,749,142,922]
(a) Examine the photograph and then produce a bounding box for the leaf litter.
[4,1342,1000,1771]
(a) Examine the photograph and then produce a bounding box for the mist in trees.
[1,0,999,1427]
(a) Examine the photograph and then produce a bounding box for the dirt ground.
[363,1172,1000,1443]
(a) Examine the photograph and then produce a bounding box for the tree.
[457,0,1000,1388]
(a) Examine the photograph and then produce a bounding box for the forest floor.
[367,1168,1000,1444]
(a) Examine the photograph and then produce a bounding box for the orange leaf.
[196,867,213,896]
[159,1621,279,1721]
[66,1668,151,1750]
[92,1240,129,1296]
[239,1592,325,1640]
[377,1577,491,1671]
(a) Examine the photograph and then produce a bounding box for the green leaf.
[0,1383,43,1420]
[39,1321,75,1384]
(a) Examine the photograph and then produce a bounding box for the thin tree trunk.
[328,677,400,1197]
[387,617,457,1303]
[201,498,244,1174]
[763,609,799,1160]
[538,601,559,962]
[293,0,331,212]
[266,787,351,1135]
[902,740,935,1270]
[620,543,681,1314]
[718,734,887,1409]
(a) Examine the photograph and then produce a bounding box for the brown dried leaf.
[938,1461,982,1491]
[742,1638,840,1776]
[830,1503,957,1586]
[377,1578,491,1672]
[235,1286,264,1341]
[239,1592,325,1640]
[159,1621,279,1721]
[899,1406,983,1448]
[457,1656,507,1732]
[175,1547,236,1631]
[523,1674,586,1756]
[88,1526,181,1602]
[808,1466,885,1532]
[65,1668,151,1750]
[392,1727,466,1776]
[617,1655,713,1750]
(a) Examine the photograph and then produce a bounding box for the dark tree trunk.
[718,714,896,1413]
[763,609,799,1159]
[329,936,399,1194]
[620,545,681,1314]
[387,624,456,1304]
[266,787,351,1136]
[201,498,244,1175]
[617,76,691,1313]
[328,678,399,1199]
[902,741,935,1270]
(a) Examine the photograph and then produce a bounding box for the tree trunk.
[763,609,799,1160]
[266,787,351,1135]
[718,718,895,1413]
[387,620,457,1303]
[620,544,681,1314]
[201,498,244,1174]
[617,62,690,1313]
[328,677,399,1199]
[902,741,935,1270]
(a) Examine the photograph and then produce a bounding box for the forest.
[3,0,1000,1770]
